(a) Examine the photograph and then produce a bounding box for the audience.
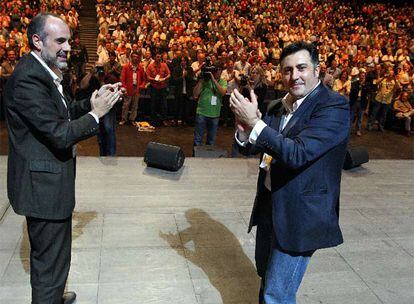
[0,0,413,141]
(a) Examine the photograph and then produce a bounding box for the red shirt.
[146,61,170,89]
[121,63,146,96]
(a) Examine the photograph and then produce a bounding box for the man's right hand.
[90,85,122,118]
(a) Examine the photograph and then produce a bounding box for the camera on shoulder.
[240,74,249,86]
[201,57,216,80]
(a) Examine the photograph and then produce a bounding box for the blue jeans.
[263,247,311,304]
[97,108,116,156]
[193,114,220,146]
[368,101,390,130]
[255,192,312,304]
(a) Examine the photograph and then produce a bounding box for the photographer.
[193,60,227,146]
[79,64,118,156]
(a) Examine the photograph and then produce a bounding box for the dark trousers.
[350,101,365,131]
[221,95,235,126]
[97,108,117,156]
[150,86,168,123]
[26,216,72,304]
[174,92,189,123]
[368,101,390,130]
[254,86,267,116]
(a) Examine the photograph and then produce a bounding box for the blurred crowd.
[1,0,414,149]
[92,0,414,137]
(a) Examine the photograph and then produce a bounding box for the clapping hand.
[91,83,124,118]
[230,89,261,133]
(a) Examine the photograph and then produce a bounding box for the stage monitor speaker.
[144,142,185,171]
[193,145,228,158]
[343,147,369,170]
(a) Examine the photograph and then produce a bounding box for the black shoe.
[62,291,76,304]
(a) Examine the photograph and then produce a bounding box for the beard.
[41,49,68,71]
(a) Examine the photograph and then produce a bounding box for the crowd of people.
[1,0,414,155]
[91,0,414,140]
[0,3,413,303]
[0,0,82,117]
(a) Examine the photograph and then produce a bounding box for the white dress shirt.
[31,52,99,123]
[236,81,321,190]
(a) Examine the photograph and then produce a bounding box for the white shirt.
[236,81,321,190]
[31,51,66,107]
[30,52,99,123]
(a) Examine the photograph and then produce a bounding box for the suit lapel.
[28,54,70,119]
[281,83,324,136]
[266,99,285,131]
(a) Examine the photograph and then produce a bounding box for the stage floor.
[0,157,413,303]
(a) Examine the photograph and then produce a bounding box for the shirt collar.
[282,80,321,114]
[30,51,62,87]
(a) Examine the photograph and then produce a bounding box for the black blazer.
[5,54,99,220]
[240,83,350,252]
[172,64,195,96]
[349,80,368,109]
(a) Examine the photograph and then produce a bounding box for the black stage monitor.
[144,142,185,171]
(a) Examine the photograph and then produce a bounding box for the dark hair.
[280,41,319,67]
[27,13,62,50]
[108,51,117,57]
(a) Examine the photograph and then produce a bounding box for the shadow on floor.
[160,208,260,304]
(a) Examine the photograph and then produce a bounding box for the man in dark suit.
[4,13,122,304]
[349,69,368,136]
[230,41,350,304]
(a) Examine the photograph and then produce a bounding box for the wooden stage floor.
[0,157,413,303]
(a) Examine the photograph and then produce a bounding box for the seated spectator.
[394,90,414,136]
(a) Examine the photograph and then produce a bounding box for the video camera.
[96,65,105,75]
[201,57,217,80]
[240,74,249,86]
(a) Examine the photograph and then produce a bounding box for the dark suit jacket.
[241,83,350,253]
[349,80,368,109]
[5,54,99,220]
[171,64,194,96]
